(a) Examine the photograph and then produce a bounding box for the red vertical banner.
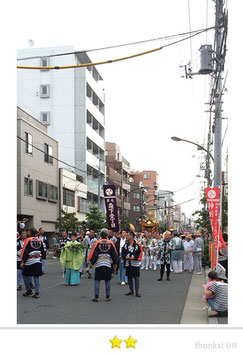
[205,188,226,250]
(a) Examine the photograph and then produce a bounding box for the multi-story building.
[59,168,88,222]
[128,181,142,229]
[130,170,159,219]
[17,107,59,237]
[158,190,174,228]
[17,46,105,210]
[105,142,131,221]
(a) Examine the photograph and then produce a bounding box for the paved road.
[17,259,193,324]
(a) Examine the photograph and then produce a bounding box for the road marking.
[41,281,65,292]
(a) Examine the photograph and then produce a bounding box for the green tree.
[120,214,132,231]
[222,195,228,231]
[192,196,212,233]
[55,209,82,233]
[158,223,166,234]
[82,204,107,233]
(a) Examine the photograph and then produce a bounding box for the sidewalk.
[180,267,228,324]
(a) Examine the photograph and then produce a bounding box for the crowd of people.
[17,226,228,317]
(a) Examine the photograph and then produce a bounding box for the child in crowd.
[201,270,217,310]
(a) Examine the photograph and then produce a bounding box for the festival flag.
[205,188,226,250]
[103,184,119,232]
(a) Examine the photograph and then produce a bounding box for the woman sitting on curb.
[201,270,217,310]
[204,263,228,317]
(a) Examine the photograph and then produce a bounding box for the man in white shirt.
[117,230,128,285]
[183,234,194,272]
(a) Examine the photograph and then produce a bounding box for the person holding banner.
[192,230,204,275]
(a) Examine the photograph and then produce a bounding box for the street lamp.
[171,136,214,162]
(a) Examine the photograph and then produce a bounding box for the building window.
[116,186,121,196]
[40,84,50,98]
[44,143,53,164]
[40,57,49,70]
[87,111,92,126]
[133,205,140,212]
[133,192,140,199]
[49,185,58,201]
[25,132,33,154]
[63,188,75,207]
[86,110,104,138]
[87,138,92,153]
[24,177,33,196]
[41,112,50,124]
[144,174,150,179]
[37,181,47,200]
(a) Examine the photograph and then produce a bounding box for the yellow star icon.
[124,336,137,349]
[109,335,123,349]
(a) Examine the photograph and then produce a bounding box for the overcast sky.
[14,0,230,217]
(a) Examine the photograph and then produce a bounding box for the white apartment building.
[17,46,105,210]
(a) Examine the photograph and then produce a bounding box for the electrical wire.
[17,27,215,70]
[17,26,215,61]
[221,123,228,147]
[17,135,88,178]
[147,198,197,210]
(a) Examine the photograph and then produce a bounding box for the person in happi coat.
[157,231,174,281]
[122,230,143,297]
[38,227,49,275]
[183,234,194,272]
[192,230,204,275]
[60,232,84,286]
[84,229,97,279]
[171,232,184,273]
[141,231,152,270]
[20,227,44,298]
[88,228,119,302]
[17,230,27,291]
[150,232,161,271]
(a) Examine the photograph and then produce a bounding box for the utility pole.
[213,0,227,188]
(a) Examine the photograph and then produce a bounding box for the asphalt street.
[17,259,193,324]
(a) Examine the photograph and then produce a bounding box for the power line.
[17,26,215,61]
[146,198,197,210]
[173,180,196,193]
[17,135,88,178]
[17,27,215,70]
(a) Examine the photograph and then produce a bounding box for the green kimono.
[60,241,84,285]
[60,241,84,270]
